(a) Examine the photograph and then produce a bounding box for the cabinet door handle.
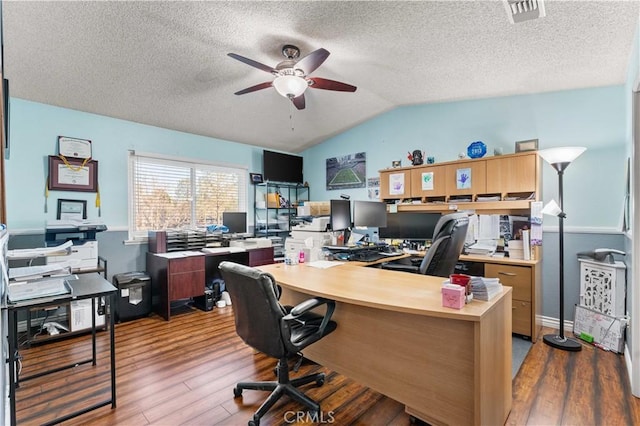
[498,271,517,276]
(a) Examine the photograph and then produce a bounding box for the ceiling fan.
[228,44,357,110]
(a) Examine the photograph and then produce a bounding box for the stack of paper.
[470,276,503,301]
[466,240,498,256]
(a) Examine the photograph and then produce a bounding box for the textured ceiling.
[3,1,639,153]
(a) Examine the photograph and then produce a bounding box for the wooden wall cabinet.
[379,152,539,213]
[445,159,487,196]
[410,164,447,199]
[486,153,539,195]
[379,168,411,200]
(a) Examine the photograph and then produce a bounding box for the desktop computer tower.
[194,289,214,312]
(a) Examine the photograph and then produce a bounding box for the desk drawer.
[485,264,531,302]
[513,299,532,336]
[168,256,204,274]
[169,271,205,300]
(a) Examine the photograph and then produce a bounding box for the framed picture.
[48,155,98,192]
[515,139,539,153]
[391,160,402,168]
[249,172,263,184]
[57,199,87,220]
[58,136,92,158]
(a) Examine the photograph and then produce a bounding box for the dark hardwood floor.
[13,306,640,425]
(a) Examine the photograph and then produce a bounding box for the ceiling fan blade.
[292,94,306,110]
[295,48,330,75]
[228,53,278,74]
[234,81,273,95]
[308,77,357,92]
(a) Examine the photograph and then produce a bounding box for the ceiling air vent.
[504,0,546,24]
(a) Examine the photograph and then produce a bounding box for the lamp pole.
[543,162,581,351]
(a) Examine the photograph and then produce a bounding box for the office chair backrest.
[219,261,287,359]
[418,212,469,277]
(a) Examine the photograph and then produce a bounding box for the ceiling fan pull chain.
[289,101,295,132]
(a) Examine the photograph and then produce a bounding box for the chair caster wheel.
[249,416,260,426]
[316,377,325,386]
[233,387,243,398]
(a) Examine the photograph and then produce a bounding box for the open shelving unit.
[254,182,309,261]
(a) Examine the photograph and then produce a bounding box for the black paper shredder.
[112,272,151,322]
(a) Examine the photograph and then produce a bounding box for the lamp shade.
[272,75,308,98]
[541,199,563,217]
[538,147,586,166]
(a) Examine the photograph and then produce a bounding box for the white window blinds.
[128,152,247,241]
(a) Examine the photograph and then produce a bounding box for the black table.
[4,272,117,426]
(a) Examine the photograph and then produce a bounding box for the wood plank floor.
[13,306,640,425]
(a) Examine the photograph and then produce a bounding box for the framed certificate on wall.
[48,155,98,192]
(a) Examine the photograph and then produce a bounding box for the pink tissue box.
[442,285,465,309]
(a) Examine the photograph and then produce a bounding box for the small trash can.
[112,272,151,322]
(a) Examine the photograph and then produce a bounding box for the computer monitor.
[222,212,247,233]
[379,212,441,240]
[330,199,351,231]
[353,200,387,228]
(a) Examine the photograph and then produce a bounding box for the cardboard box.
[305,201,330,216]
[70,298,106,331]
[266,193,280,208]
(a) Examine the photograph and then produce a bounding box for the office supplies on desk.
[7,277,72,302]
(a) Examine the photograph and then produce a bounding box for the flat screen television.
[379,212,441,240]
[353,200,387,228]
[263,150,303,184]
[222,212,247,233]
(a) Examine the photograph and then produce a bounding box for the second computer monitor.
[353,200,387,228]
[379,211,442,240]
[330,199,352,231]
[222,212,247,233]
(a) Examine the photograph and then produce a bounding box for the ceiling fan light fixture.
[273,75,308,98]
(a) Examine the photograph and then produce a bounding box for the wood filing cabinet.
[147,253,205,321]
[484,262,540,341]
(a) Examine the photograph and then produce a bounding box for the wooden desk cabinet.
[477,258,541,341]
[147,247,274,320]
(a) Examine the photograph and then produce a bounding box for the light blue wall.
[302,86,627,230]
[6,99,265,230]
[302,86,628,324]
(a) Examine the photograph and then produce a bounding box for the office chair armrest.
[283,297,336,336]
[380,263,419,273]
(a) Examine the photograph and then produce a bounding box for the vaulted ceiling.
[3,1,639,152]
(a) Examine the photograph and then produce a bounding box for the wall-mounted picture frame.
[48,155,98,192]
[515,139,539,153]
[57,199,87,220]
[249,172,263,184]
[58,136,92,158]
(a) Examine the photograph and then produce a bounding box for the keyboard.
[352,251,388,262]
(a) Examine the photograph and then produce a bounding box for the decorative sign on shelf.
[467,141,487,159]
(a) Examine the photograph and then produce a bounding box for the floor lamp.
[538,146,586,352]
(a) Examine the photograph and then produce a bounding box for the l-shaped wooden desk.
[258,262,512,426]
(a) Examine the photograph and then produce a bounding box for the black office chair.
[381,212,469,277]
[218,261,337,426]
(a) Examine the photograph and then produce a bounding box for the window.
[128,151,247,241]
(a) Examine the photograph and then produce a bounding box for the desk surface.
[260,262,511,321]
[261,262,512,425]
[5,272,117,310]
